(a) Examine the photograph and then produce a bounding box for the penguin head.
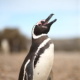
[32,14,57,38]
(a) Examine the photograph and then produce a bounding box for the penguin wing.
[26,62,34,80]
[18,59,34,80]
[18,61,30,80]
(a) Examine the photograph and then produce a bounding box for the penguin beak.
[44,14,57,27]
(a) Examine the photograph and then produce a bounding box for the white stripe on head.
[32,25,47,39]
[23,59,30,80]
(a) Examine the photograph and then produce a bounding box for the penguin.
[18,14,57,80]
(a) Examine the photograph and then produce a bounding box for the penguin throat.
[32,33,47,39]
[32,26,47,39]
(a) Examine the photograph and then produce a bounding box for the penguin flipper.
[18,58,34,80]
[23,71,28,80]
[26,62,34,80]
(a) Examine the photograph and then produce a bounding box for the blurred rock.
[1,39,10,54]
[0,28,29,53]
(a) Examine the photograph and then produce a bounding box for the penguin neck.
[32,34,49,45]
[32,26,49,44]
[32,26,48,40]
[32,33,47,39]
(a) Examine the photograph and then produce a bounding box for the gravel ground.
[0,51,80,80]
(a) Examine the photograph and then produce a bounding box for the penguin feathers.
[18,14,57,80]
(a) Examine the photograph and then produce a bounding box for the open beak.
[44,14,57,27]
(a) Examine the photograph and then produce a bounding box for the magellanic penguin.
[18,14,57,80]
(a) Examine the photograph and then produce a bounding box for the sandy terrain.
[0,51,80,80]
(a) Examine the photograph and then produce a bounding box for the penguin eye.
[41,21,45,24]
[38,24,42,26]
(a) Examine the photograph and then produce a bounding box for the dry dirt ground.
[0,51,80,80]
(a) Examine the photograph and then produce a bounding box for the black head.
[33,14,57,36]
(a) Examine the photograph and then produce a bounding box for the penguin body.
[33,40,54,80]
[18,14,57,80]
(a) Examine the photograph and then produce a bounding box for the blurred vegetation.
[0,28,30,53]
[0,28,80,53]
[53,38,80,51]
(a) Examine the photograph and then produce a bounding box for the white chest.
[33,43,54,80]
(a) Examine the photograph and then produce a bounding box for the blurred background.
[0,0,80,80]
